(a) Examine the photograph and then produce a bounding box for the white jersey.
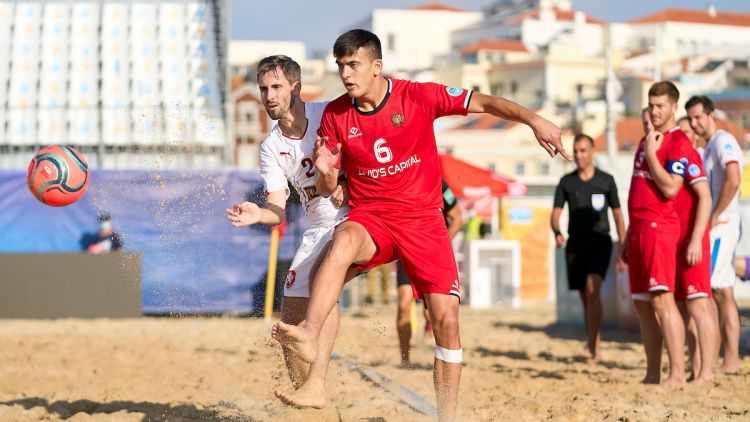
[260,101,348,228]
[702,129,742,224]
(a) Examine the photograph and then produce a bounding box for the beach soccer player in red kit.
[272,29,568,421]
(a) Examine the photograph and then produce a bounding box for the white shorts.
[710,221,740,289]
[283,224,337,298]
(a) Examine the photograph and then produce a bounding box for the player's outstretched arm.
[467,92,569,160]
[313,136,340,196]
[226,190,287,227]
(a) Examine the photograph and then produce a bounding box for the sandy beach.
[1,302,748,421]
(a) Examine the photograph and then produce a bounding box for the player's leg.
[676,300,699,380]
[628,232,663,384]
[280,296,311,386]
[650,291,686,385]
[714,287,741,373]
[687,297,718,383]
[273,221,377,363]
[396,261,413,366]
[380,264,391,304]
[424,292,461,422]
[584,274,604,360]
[397,284,413,366]
[710,226,741,374]
[423,301,432,338]
[274,236,359,408]
[633,297,663,384]
[578,288,589,346]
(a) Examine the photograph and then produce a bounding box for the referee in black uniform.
[551,133,625,360]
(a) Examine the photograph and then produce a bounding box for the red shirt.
[675,147,708,239]
[627,126,697,233]
[319,78,471,212]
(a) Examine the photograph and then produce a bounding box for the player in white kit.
[226,55,353,407]
[686,95,743,374]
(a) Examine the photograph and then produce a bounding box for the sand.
[0,302,748,421]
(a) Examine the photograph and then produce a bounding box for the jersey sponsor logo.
[357,154,421,179]
[724,143,733,151]
[348,127,362,138]
[391,111,404,127]
[280,149,293,157]
[285,270,297,289]
[688,164,700,177]
[446,87,463,97]
[591,193,605,211]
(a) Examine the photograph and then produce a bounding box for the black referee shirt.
[553,168,620,238]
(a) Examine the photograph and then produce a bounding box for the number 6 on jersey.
[374,138,392,163]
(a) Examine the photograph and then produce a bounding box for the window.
[510,81,517,95]
[464,53,478,64]
[472,85,480,92]
[515,161,525,175]
[487,162,496,171]
[538,162,550,175]
[387,33,396,52]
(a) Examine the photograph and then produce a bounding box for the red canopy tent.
[438,153,526,198]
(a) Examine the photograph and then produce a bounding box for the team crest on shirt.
[688,164,700,177]
[446,87,463,97]
[391,111,404,127]
[591,193,605,211]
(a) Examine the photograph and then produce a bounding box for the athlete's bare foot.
[720,364,741,375]
[272,321,317,364]
[692,374,714,385]
[661,376,687,386]
[274,380,327,409]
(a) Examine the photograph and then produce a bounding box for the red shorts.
[346,207,460,300]
[675,232,712,301]
[627,228,678,299]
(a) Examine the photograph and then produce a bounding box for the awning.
[439,153,526,198]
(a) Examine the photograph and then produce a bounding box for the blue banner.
[0,169,307,314]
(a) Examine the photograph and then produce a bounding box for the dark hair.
[333,29,382,61]
[685,95,715,114]
[574,133,594,147]
[648,81,679,103]
[256,55,301,85]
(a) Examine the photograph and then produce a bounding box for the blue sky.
[230,0,749,56]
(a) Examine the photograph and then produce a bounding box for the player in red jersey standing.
[272,29,567,420]
[671,130,718,383]
[623,81,695,385]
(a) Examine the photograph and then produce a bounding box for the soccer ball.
[27,145,90,207]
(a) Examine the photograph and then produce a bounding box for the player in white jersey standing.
[686,95,743,374]
[226,55,353,407]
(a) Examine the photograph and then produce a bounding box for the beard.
[266,95,296,120]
